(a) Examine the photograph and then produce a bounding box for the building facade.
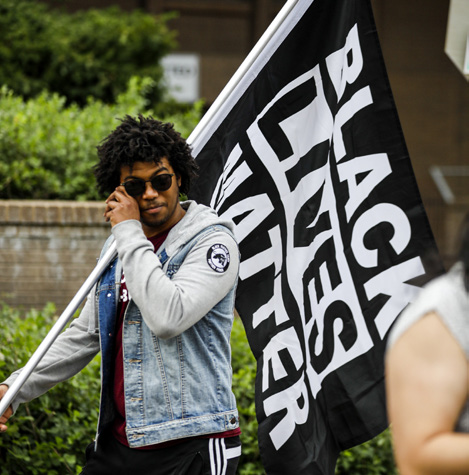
[3,0,468,311]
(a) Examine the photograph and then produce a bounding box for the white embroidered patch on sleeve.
[206,244,230,273]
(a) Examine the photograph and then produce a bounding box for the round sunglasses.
[120,173,175,197]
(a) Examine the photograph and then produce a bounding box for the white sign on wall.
[161,53,200,102]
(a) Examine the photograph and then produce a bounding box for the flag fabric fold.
[189,0,441,473]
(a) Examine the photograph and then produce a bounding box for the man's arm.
[0,290,100,421]
[386,311,469,474]
[112,219,239,339]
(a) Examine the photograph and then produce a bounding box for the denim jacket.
[97,226,240,446]
[4,201,240,447]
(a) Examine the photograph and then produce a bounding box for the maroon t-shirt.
[111,230,240,449]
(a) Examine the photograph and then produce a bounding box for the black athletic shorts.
[80,432,241,475]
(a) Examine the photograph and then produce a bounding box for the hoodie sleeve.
[111,219,239,339]
[1,290,100,413]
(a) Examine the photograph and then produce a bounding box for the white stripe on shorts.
[209,438,242,475]
[226,445,242,459]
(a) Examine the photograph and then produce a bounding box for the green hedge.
[336,429,396,475]
[0,303,396,474]
[0,0,176,106]
[0,79,203,201]
[0,303,100,474]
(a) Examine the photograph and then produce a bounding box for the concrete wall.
[0,201,110,312]
[0,192,465,313]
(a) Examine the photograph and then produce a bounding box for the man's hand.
[104,187,140,227]
[0,385,12,432]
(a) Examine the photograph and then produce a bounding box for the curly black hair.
[94,115,199,196]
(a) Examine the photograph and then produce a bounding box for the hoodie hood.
[163,200,236,256]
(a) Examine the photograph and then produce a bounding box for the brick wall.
[0,200,110,313]
[1,198,465,316]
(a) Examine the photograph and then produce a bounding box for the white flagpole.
[187,0,301,151]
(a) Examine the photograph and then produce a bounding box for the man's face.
[119,158,185,237]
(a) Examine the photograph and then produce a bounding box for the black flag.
[189,0,441,473]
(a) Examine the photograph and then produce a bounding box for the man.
[0,115,241,474]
